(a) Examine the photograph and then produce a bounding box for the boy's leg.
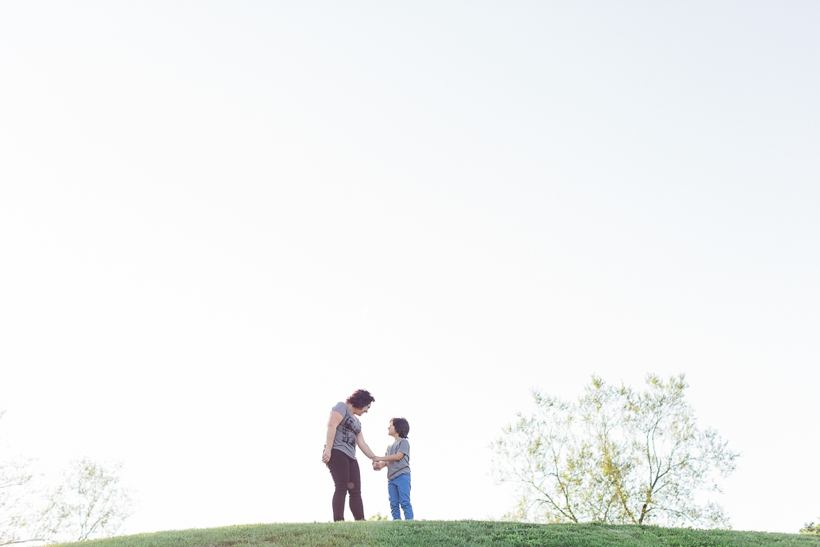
[387,478,401,520]
[395,473,413,520]
[326,450,350,521]
[347,456,365,521]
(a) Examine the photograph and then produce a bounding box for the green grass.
[58,521,820,547]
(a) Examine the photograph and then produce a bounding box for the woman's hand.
[321,447,332,463]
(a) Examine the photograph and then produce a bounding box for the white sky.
[1,0,818,535]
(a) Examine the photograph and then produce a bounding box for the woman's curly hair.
[346,389,375,409]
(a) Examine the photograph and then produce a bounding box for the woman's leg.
[347,456,365,520]
[395,473,413,520]
[387,479,401,520]
[326,449,351,521]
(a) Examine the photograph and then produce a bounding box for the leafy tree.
[41,459,134,542]
[0,454,38,545]
[491,374,739,528]
[801,519,820,534]
[0,410,44,546]
[1,413,132,544]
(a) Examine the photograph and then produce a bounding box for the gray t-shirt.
[386,438,411,480]
[331,402,361,460]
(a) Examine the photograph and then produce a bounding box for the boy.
[372,418,413,520]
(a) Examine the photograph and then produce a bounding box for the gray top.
[331,402,361,460]
[386,438,411,480]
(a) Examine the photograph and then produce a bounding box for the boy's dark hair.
[391,417,410,438]
[346,389,375,409]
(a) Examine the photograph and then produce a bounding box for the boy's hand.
[372,461,386,471]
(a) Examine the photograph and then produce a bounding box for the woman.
[322,389,379,521]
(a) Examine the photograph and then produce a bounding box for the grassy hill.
[62,521,820,547]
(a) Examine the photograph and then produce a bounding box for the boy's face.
[388,421,397,436]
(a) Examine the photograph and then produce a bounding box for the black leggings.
[326,449,364,521]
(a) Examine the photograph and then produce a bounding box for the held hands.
[370,455,386,471]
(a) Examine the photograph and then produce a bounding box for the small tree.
[801,519,820,534]
[1,411,134,544]
[0,408,45,546]
[2,457,133,545]
[0,455,38,546]
[42,459,134,542]
[491,374,739,528]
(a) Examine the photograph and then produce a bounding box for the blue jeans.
[387,473,413,520]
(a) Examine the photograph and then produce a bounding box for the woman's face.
[353,403,371,416]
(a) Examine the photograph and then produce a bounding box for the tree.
[801,519,820,534]
[0,409,44,546]
[1,413,132,544]
[41,459,134,542]
[0,454,38,545]
[491,374,739,528]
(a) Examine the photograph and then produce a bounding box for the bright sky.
[1,0,818,536]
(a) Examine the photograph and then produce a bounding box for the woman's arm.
[373,451,405,462]
[322,411,344,463]
[356,432,379,460]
